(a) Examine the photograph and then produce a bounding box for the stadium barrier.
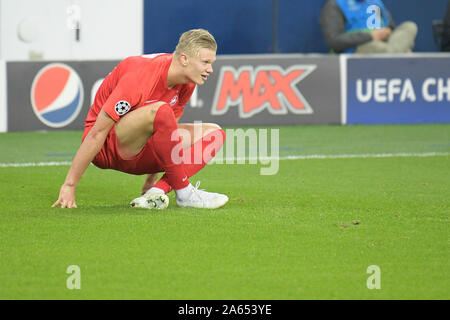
[0,60,6,133]
[6,60,118,132]
[2,53,449,132]
[345,54,450,124]
[182,54,341,126]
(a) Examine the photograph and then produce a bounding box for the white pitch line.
[214,152,450,163]
[0,152,448,168]
[269,152,450,161]
[0,161,73,168]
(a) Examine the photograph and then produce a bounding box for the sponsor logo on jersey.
[115,100,131,115]
[170,95,178,106]
[30,63,84,128]
[211,65,316,118]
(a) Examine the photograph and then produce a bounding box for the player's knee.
[217,127,226,143]
[209,123,222,131]
[204,123,225,142]
[151,103,178,133]
[144,101,165,116]
[144,101,172,125]
[203,123,222,135]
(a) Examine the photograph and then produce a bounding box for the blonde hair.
[174,29,217,57]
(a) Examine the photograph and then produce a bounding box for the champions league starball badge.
[114,100,131,115]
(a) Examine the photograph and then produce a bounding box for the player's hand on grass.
[141,173,159,195]
[52,184,77,208]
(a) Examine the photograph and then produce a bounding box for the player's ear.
[179,53,188,67]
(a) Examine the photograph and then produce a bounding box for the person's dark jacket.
[320,0,396,53]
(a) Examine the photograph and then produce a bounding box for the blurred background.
[1,0,449,133]
[0,0,448,61]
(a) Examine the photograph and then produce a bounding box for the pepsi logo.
[31,63,84,128]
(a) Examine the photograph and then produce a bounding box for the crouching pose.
[53,29,228,210]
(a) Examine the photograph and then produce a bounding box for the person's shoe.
[175,182,228,209]
[130,190,169,210]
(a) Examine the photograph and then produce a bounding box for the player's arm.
[52,110,115,208]
[141,173,159,195]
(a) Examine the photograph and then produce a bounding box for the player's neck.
[167,59,188,89]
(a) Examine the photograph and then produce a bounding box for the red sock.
[153,129,226,193]
[150,104,189,190]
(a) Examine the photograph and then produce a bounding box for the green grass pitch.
[0,124,448,299]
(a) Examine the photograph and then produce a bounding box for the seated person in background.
[320,0,418,53]
[442,1,450,51]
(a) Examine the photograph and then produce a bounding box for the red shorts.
[83,126,163,175]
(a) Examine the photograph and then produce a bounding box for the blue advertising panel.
[346,56,450,124]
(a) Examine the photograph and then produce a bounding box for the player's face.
[186,48,216,85]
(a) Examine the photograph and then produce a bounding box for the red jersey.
[85,53,195,128]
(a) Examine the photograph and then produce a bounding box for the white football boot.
[130,189,169,210]
[175,181,228,209]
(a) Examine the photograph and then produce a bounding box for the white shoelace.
[188,181,221,203]
[190,181,206,200]
[193,181,202,191]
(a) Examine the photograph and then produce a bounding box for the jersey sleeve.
[101,73,143,122]
[173,84,196,119]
